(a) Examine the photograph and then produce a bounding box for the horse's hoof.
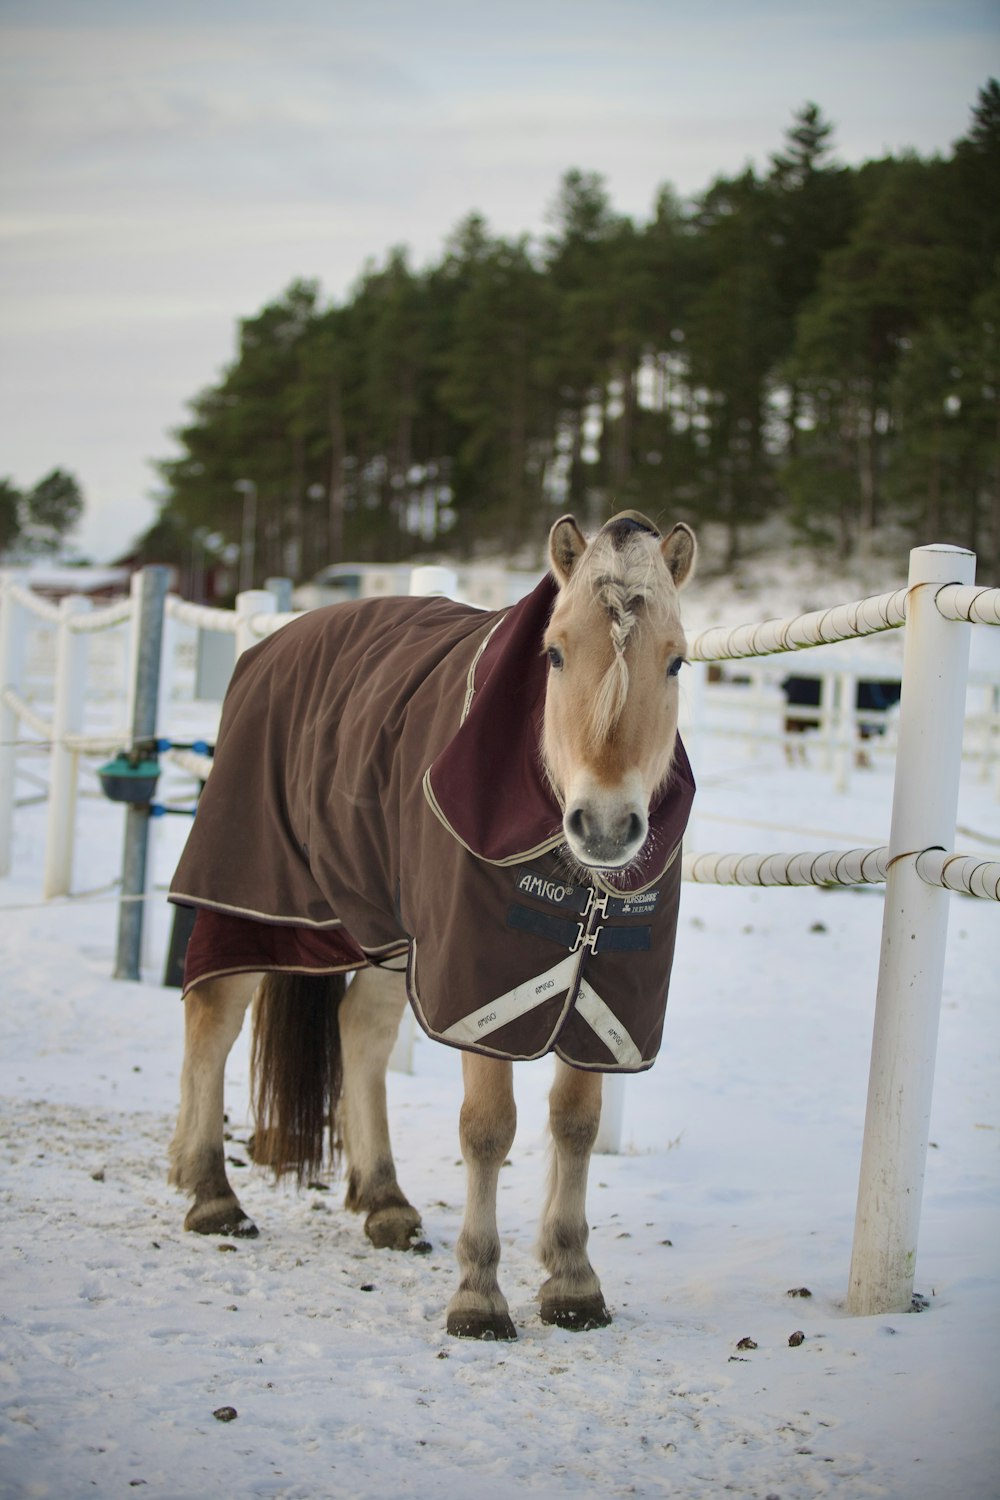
[447,1311,518,1341]
[364,1205,424,1252]
[185,1200,258,1238]
[228,1216,260,1239]
[540,1296,612,1331]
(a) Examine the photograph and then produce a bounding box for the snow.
[1,705,998,1498]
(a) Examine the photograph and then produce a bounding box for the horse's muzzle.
[564,803,648,869]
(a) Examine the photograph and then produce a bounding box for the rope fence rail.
[682,844,1000,901]
[688,579,1000,664]
[689,587,909,662]
[165,595,241,633]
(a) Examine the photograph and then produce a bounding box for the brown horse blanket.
[170,574,695,1071]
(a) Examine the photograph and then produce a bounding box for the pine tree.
[25,469,84,551]
[0,478,22,554]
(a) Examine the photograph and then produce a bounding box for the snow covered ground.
[1,680,998,1498]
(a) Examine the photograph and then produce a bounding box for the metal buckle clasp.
[571,923,603,955]
[589,889,610,920]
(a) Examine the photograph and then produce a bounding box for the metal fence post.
[114,567,170,981]
[42,595,91,897]
[846,543,975,1315]
[264,576,293,612]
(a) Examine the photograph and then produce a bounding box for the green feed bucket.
[97,756,161,805]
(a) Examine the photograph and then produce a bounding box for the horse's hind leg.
[168,972,261,1237]
[338,966,423,1251]
[447,1053,517,1340]
[537,1059,611,1330]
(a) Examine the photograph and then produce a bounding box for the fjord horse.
[168,513,695,1339]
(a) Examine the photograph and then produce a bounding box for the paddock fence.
[0,545,998,1319]
[683,544,999,1317]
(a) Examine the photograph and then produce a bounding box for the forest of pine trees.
[147,85,1000,588]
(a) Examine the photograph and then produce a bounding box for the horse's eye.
[667,657,685,679]
[546,645,564,670]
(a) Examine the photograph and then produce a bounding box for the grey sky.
[1,0,996,561]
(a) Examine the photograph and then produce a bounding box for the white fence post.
[409,565,459,598]
[235,589,277,656]
[42,595,91,898]
[847,543,975,1316]
[0,578,27,876]
[680,659,706,854]
[594,1073,626,1154]
[833,669,855,794]
[156,599,179,740]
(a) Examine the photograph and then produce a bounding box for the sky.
[1,0,998,564]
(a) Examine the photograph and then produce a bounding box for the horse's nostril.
[624,812,644,847]
[567,806,588,843]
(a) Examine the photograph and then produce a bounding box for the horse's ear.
[661,523,697,589]
[549,515,588,584]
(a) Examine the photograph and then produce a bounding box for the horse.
[167,510,696,1340]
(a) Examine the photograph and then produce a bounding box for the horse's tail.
[249,972,346,1185]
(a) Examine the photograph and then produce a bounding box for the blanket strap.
[506,902,652,953]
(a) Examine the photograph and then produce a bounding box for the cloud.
[0,0,995,558]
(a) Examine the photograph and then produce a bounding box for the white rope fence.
[688,579,1000,663]
[66,597,134,632]
[4,581,64,626]
[676,573,1000,922]
[166,596,240,633]
[683,844,1000,901]
[1,686,54,742]
[162,745,214,781]
[684,845,889,887]
[935,583,1000,626]
[689,587,907,662]
[672,545,1000,1321]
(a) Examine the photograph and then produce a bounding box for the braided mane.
[573,525,662,743]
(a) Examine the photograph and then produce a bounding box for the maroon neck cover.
[425,573,695,892]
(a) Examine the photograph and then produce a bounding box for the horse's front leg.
[537,1059,611,1329]
[338,965,423,1251]
[168,972,261,1236]
[447,1053,517,1340]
